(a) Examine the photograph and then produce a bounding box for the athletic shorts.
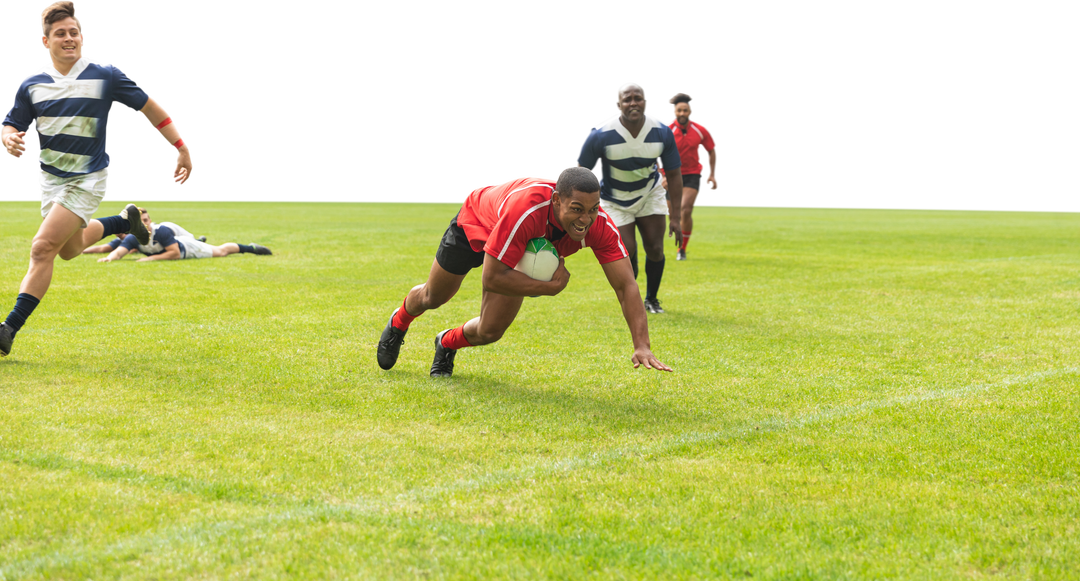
[600,182,669,228]
[179,238,214,259]
[682,173,701,191]
[40,168,108,228]
[435,212,485,275]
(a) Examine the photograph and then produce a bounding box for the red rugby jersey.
[667,120,715,176]
[456,177,629,268]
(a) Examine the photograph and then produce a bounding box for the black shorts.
[435,212,486,276]
[682,173,701,191]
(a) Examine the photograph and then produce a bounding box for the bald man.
[578,84,683,314]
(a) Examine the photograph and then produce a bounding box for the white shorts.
[179,238,215,259]
[40,168,108,228]
[599,182,669,228]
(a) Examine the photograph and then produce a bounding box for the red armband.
[173,138,184,149]
[155,117,173,130]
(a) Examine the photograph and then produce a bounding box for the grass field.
[1,201,1078,580]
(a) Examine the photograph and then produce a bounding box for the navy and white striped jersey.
[120,223,191,256]
[577,115,681,207]
[3,58,149,178]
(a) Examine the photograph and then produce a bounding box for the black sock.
[98,215,129,238]
[629,252,639,279]
[5,293,41,334]
[237,244,255,254]
[644,257,665,301]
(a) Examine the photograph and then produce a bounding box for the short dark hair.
[670,93,691,105]
[555,167,600,197]
[42,2,79,36]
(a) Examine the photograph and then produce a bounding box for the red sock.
[391,298,418,330]
[681,231,691,251]
[441,325,474,350]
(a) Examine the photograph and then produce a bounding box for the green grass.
[1,202,1078,580]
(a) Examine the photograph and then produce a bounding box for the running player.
[96,207,271,262]
[578,84,682,314]
[664,93,716,261]
[377,167,672,377]
[0,2,191,357]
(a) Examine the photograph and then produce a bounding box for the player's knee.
[29,238,61,263]
[643,242,665,261]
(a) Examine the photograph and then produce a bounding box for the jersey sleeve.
[120,236,140,251]
[699,120,717,152]
[658,126,682,171]
[3,85,36,132]
[588,215,630,265]
[108,238,123,249]
[110,66,150,111]
[577,129,602,169]
[153,226,178,250]
[483,199,549,268]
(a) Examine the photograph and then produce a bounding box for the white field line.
[2,367,1077,578]
[962,254,1077,263]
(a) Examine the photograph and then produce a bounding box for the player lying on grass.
[377,167,672,377]
[1,2,191,358]
[83,232,206,254]
[96,207,271,262]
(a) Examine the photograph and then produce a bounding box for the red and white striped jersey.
[456,177,628,268]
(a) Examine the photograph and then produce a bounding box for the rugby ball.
[514,238,560,281]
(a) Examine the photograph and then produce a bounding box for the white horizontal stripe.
[497,184,553,218]
[604,140,664,161]
[496,201,550,261]
[608,181,657,202]
[28,79,105,104]
[39,149,91,173]
[36,116,98,138]
[609,165,654,184]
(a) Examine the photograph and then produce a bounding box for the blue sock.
[98,215,129,238]
[238,244,255,254]
[5,293,41,334]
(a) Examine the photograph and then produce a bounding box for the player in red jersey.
[663,93,716,261]
[377,167,673,377]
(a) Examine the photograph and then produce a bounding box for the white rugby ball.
[514,238,560,281]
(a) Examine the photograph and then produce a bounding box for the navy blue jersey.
[121,224,185,256]
[3,59,149,177]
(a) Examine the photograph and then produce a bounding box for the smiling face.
[552,188,601,242]
[43,16,82,70]
[617,85,646,125]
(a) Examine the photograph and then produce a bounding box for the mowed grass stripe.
[3,366,1072,579]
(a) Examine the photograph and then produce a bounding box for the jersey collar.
[547,206,567,242]
[47,57,89,80]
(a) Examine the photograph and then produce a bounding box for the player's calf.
[466,324,506,346]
